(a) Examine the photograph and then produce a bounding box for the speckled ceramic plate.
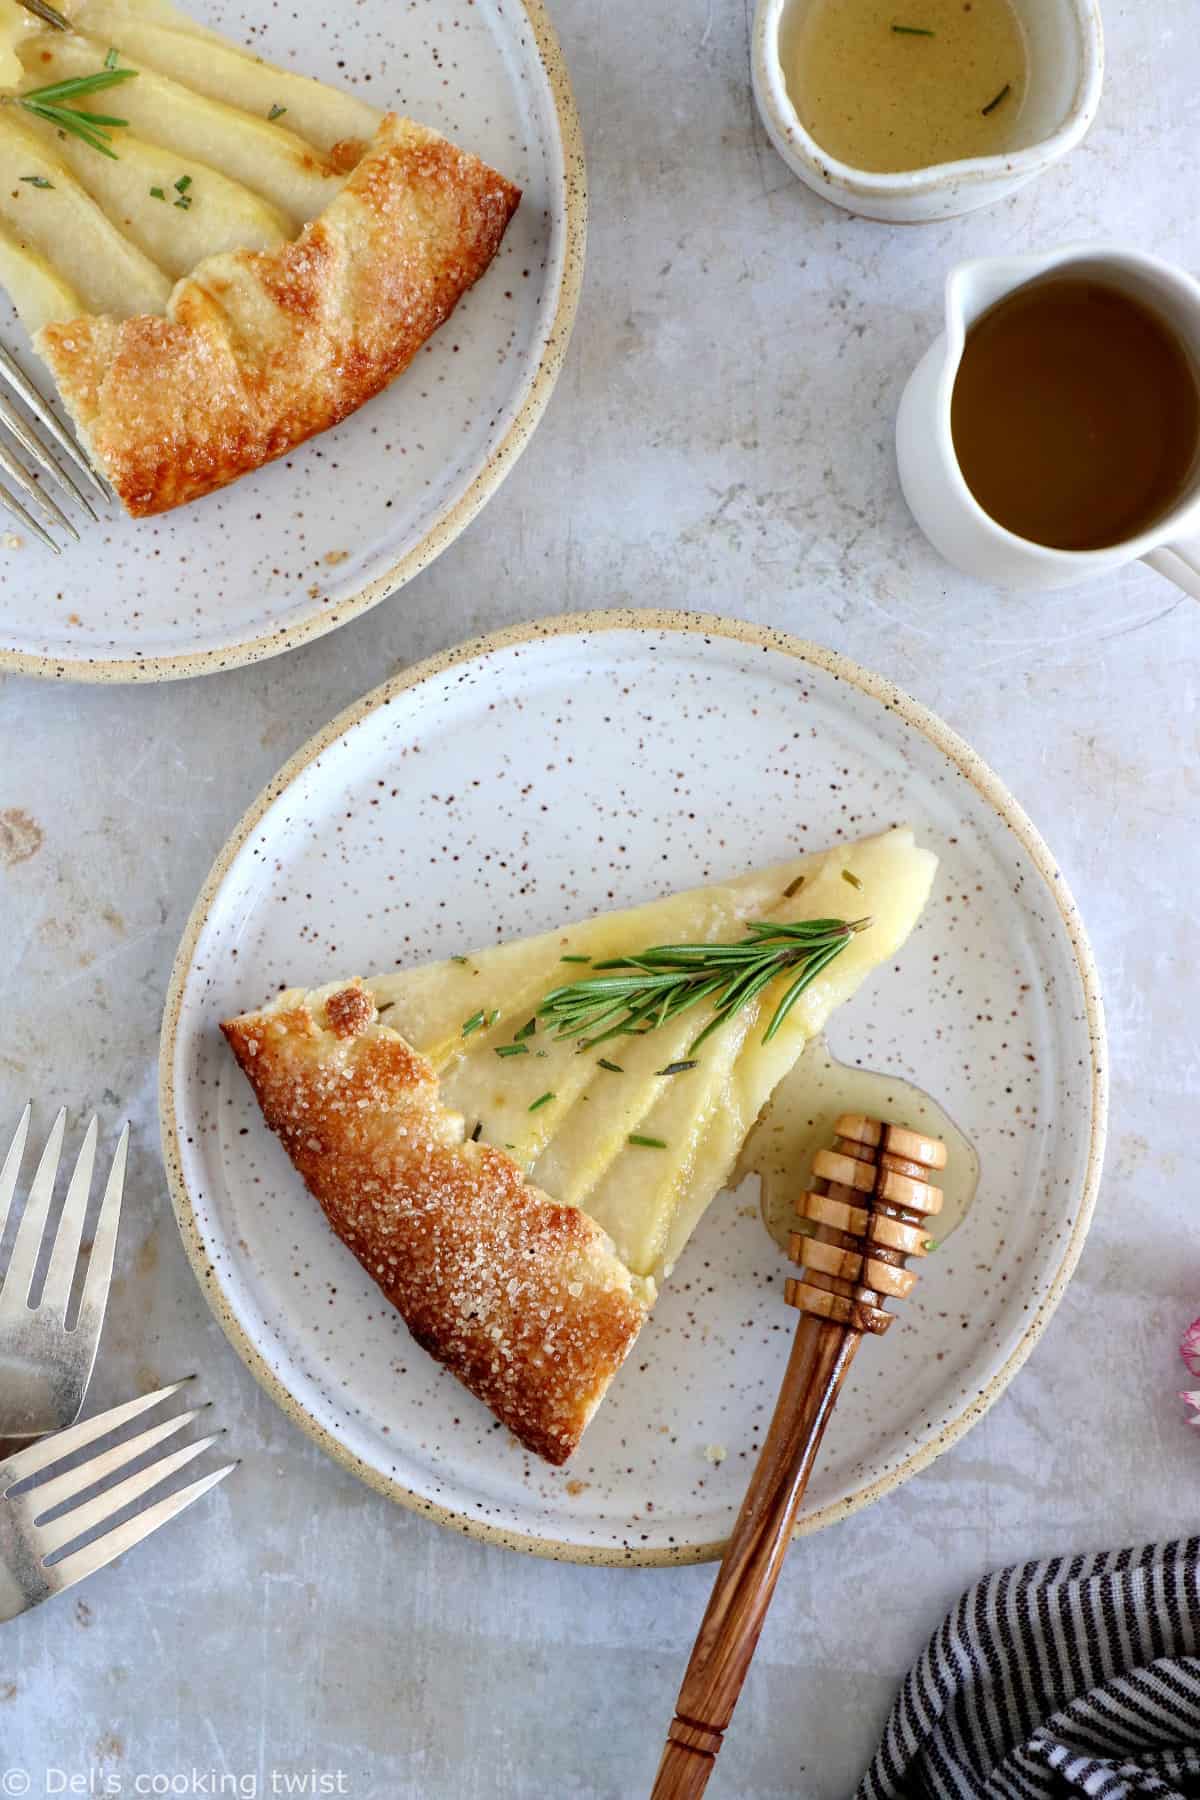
[161,611,1107,1564]
[0,0,582,682]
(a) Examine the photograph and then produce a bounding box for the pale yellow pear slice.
[71,3,380,153]
[18,33,345,225]
[19,117,290,278]
[369,827,938,1285]
[0,0,35,88]
[0,219,83,332]
[0,114,170,316]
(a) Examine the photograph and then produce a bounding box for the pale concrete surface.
[1,2,1198,1795]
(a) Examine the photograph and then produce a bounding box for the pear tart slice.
[0,0,519,514]
[223,827,938,1463]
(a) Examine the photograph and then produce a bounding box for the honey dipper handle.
[650,1317,862,1800]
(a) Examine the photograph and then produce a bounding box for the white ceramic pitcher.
[896,245,1200,598]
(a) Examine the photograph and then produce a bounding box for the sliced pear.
[58,0,230,48]
[71,5,380,154]
[0,0,35,90]
[0,219,84,332]
[0,114,170,315]
[371,827,938,1283]
[18,32,345,225]
[19,115,290,277]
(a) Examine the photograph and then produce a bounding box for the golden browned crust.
[222,980,653,1466]
[36,115,520,516]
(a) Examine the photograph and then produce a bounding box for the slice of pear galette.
[0,0,519,514]
[222,827,938,1464]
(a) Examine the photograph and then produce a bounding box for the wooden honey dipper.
[650,1113,946,1800]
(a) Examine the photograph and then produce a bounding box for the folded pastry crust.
[35,115,520,515]
[221,978,654,1466]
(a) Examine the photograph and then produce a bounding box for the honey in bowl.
[952,278,1200,552]
[784,0,1028,174]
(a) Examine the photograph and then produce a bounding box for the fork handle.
[650,1317,861,1800]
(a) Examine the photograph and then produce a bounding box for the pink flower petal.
[1181,1318,1200,1376]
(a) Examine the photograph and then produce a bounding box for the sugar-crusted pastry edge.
[36,114,520,515]
[222,979,654,1467]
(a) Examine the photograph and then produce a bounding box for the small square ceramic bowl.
[751,0,1104,223]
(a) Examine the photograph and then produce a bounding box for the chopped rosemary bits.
[174,174,192,192]
[450,954,469,965]
[149,184,166,199]
[628,1134,668,1149]
[104,47,120,69]
[597,1057,624,1073]
[470,1122,482,1142]
[19,175,53,188]
[981,82,1011,115]
[657,1059,699,1077]
[924,1237,939,1252]
[783,875,806,899]
[528,1092,554,1112]
[495,1043,529,1058]
[891,23,935,34]
[461,1009,486,1037]
[514,1018,537,1040]
[174,195,192,210]
[486,1009,499,1027]
[842,869,863,889]
[268,103,287,120]
[559,954,590,964]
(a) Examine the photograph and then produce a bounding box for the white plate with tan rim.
[0,0,583,683]
[160,610,1106,1565]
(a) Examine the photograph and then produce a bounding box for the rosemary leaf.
[981,82,1011,115]
[14,67,138,160]
[656,1060,698,1077]
[560,954,590,963]
[597,1057,624,1073]
[514,1018,537,1040]
[528,1092,554,1113]
[461,1009,486,1037]
[495,1043,529,1058]
[450,955,470,965]
[628,1134,667,1149]
[19,175,53,188]
[149,185,166,199]
[268,102,287,120]
[470,1122,482,1142]
[540,917,870,1056]
[842,869,863,889]
[891,22,935,34]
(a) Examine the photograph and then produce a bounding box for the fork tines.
[0,1105,129,1438]
[0,345,106,554]
[0,1380,236,1619]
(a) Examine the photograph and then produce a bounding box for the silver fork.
[2,2,107,551]
[0,1379,235,1620]
[0,1106,127,1439]
[0,345,107,553]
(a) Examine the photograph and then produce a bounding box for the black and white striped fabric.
[858,1540,1200,1799]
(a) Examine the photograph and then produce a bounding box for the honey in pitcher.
[951,277,1200,552]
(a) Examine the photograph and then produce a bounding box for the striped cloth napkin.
[857,1540,1200,1799]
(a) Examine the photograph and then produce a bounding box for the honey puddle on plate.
[738,1035,979,1252]
[784,0,1028,173]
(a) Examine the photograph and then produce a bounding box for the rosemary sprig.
[11,68,138,160]
[981,82,1012,115]
[538,916,871,1054]
[892,22,935,34]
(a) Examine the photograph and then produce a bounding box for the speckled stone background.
[0,0,1196,1795]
